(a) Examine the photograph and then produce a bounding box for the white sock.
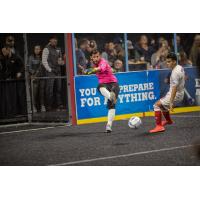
[107,109,115,127]
[99,87,111,100]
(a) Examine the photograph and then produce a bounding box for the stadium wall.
[74,67,200,125]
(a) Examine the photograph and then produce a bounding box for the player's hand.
[83,68,96,75]
[169,102,174,112]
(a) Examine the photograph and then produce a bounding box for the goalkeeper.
[79,49,120,133]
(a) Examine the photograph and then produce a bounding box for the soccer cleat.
[110,91,117,104]
[149,125,165,133]
[161,120,174,126]
[105,124,112,133]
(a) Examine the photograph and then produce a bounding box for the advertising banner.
[75,71,160,120]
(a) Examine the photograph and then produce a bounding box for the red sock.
[162,111,172,122]
[155,111,162,126]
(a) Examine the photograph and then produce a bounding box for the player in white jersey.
[149,53,185,133]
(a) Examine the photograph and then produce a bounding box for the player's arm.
[169,85,177,112]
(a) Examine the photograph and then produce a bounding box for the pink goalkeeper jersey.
[96,58,118,84]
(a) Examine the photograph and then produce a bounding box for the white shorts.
[160,92,184,110]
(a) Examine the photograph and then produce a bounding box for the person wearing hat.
[42,35,64,111]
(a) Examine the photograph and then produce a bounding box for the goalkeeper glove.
[83,68,96,75]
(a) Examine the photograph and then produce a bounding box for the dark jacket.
[0,50,24,80]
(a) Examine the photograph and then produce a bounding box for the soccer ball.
[128,116,142,129]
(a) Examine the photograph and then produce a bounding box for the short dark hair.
[90,49,100,56]
[49,35,58,40]
[78,38,89,47]
[167,52,177,61]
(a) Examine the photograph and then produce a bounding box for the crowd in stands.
[0,35,66,114]
[1,34,200,80]
[75,34,200,74]
[1,34,200,116]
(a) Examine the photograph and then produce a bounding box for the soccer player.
[80,49,120,133]
[149,52,185,133]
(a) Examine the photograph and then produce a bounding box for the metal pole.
[173,33,178,54]
[72,33,77,76]
[64,33,77,125]
[124,33,129,72]
[23,33,32,123]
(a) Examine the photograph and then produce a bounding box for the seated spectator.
[134,34,155,63]
[157,36,166,49]
[127,40,135,62]
[114,38,125,62]
[179,51,192,67]
[113,59,124,72]
[0,46,24,80]
[85,40,98,67]
[101,43,109,60]
[170,35,185,55]
[149,37,156,50]
[151,40,170,69]
[28,45,46,113]
[101,42,117,67]
[87,40,97,52]
[189,34,200,69]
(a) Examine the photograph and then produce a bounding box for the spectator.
[150,37,156,50]
[85,39,98,67]
[171,35,184,54]
[42,35,64,111]
[87,40,97,52]
[0,47,10,79]
[114,39,125,62]
[176,35,184,53]
[101,43,109,60]
[76,38,88,74]
[5,35,18,55]
[75,39,87,75]
[113,59,124,72]
[28,45,46,113]
[189,34,200,70]
[127,40,135,61]
[151,40,170,69]
[101,42,117,67]
[178,51,192,68]
[134,34,155,63]
[157,36,166,48]
[5,35,24,66]
[0,46,24,80]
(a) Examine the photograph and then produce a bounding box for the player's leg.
[98,83,117,104]
[162,109,173,126]
[149,100,165,133]
[105,83,120,133]
[161,93,184,126]
[99,86,111,100]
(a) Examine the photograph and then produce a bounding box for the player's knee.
[107,101,115,109]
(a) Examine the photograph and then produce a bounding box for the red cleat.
[161,120,174,126]
[149,125,165,133]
